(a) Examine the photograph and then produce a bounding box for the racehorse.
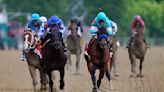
[109,35,119,76]
[66,20,82,74]
[42,27,67,92]
[128,27,147,77]
[23,29,47,91]
[84,28,114,92]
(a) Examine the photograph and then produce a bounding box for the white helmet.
[39,16,47,23]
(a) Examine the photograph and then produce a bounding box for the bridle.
[24,30,37,52]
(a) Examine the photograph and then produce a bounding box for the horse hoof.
[129,74,134,78]
[92,88,97,92]
[129,73,136,78]
[41,85,47,90]
[109,81,114,90]
[60,85,64,90]
[60,80,65,90]
[136,74,144,78]
[114,73,119,77]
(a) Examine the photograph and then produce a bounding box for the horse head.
[23,28,36,53]
[51,28,62,50]
[134,27,144,44]
[96,27,109,49]
[69,19,78,36]
[98,34,109,49]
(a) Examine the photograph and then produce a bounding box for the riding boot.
[143,38,150,48]
[84,37,95,55]
[108,41,113,58]
[61,38,67,52]
[20,52,27,61]
[126,36,134,48]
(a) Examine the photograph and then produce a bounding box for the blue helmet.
[31,13,40,20]
[50,16,60,25]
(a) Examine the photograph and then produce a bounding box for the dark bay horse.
[66,20,82,74]
[23,29,47,91]
[84,28,114,92]
[42,28,66,92]
[128,28,147,77]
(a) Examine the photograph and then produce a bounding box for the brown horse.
[128,28,147,77]
[84,28,114,92]
[42,28,66,92]
[23,29,47,92]
[66,20,82,74]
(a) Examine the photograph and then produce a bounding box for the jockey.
[85,12,113,57]
[39,16,48,39]
[110,20,120,47]
[127,15,148,48]
[46,15,67,52]
[68,19,83,37]
[21,13,43,61]
[27,13,42,39]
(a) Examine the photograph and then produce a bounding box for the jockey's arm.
[107,27,113,36]
[110,21,118,35]
[90,26,98,35]
[106,18,113,36]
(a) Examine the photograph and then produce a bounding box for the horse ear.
[24,28,31,32]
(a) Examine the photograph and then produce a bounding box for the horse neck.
[96,41,107,56]
[71,29,78,36]
[51,30,61,40]
[135,31,144,43]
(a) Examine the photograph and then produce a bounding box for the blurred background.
[0,0,163,50]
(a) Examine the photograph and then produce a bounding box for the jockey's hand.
[93,35,98,39]
[134,31,137,34]
[132,31,137,36]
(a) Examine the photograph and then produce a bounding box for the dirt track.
[0,46,164,92]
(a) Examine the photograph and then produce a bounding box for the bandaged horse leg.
[105,60,114,89]
[76,49,81,74]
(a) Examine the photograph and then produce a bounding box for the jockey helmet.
[39,16,47,23]
[31,13,40,21]
[134,15,142,21]
[97,12,107,22]
[50,16,60,25]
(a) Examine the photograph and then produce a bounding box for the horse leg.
[66,51,72,71]
[129,52,137,77]
[91,69,97,92]
[47,71,53,92]
[105,61,114,89]
[76,50,81,74]
[111,53,119,76]
[39,67,48,90]
[97,68,105,89]
[59,68,65,90]
[88,62,97,92]
[138,58,144,77]
[28,65,38,92]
